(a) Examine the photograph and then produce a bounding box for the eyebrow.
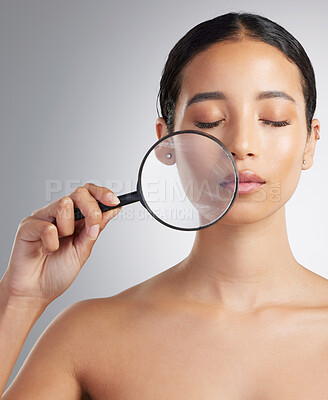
[186,90,296,107]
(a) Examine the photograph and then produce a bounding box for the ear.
[302,118,320,170]
[154,117,176,165]
[156,117,169,140]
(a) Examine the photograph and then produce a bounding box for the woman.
[0,11,325,399]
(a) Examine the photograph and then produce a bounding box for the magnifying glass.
[74,130,239,231]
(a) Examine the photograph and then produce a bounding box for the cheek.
[264,133,304,204]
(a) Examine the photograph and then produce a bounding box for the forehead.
[179,40,304,106]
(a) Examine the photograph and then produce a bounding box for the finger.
[17,217,59,255]
[72,222,98,266]
[51,197,75,238]
[80,183,121,234]
[69,186,103,238]
[31,197,75,239]
[73,206,122,265]
[83,183,120,206]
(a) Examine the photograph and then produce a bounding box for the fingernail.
[88,224,99,240]
[106,192,120,205]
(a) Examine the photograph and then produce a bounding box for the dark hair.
[158,12,316,136]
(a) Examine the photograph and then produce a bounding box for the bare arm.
[0,292,84,399]
[0,283,46,396]
[0,183,121,398]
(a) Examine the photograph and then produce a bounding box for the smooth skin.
[1,38,327,400]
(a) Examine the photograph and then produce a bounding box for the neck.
[177,206,308,312]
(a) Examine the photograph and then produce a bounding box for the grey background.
[1,0,327,389]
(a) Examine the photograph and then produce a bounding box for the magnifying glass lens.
[139,131,237,231]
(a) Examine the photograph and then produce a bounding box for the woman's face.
[157,39,319,225]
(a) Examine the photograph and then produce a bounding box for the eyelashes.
[195,121,222,129]
[194,120,291,129]
[261,120,290,127]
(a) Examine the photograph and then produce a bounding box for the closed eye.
[260,120,290,127]
[194,120,290,129]
[194,120,223,129]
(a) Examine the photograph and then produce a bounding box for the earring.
[166,153,172,159]
[303,160,306,165]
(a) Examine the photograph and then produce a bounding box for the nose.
[225,116,260,161]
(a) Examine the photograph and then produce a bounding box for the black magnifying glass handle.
[74,190,139,221]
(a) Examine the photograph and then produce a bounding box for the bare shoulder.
[299,266,328,308]
[2,296,131,399]
[60,269,180,398]
[60,264,179,345]
[2,282,165,400]
[285,266,328,337]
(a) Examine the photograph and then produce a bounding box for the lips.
[223,170,266,184]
